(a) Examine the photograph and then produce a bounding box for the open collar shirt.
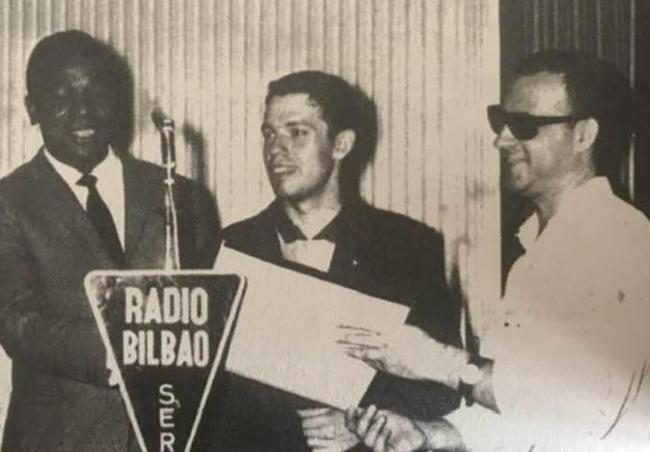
[448,177,650,451]
[273,203,342,273]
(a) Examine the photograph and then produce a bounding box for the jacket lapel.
[123,158,164,263]
[328,206,363,281]
[248,205,284,263]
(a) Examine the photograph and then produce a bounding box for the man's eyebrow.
[261,119,316,131]
[285,120,314,128]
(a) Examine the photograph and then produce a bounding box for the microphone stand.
[152,109,180,270]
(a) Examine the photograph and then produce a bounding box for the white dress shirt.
[448,177,650,451]
[277,208,340,272]
[279,238,336,273]
[44,148,126,247]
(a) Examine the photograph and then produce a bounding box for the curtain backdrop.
[501,0,634,74]
[0,0,501,437]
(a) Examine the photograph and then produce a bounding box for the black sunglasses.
[487,105,588,141]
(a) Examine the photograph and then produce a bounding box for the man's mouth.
[269,164,296,175]
[500,150,527,167]
[71,129,96,141]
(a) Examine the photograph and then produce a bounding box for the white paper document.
[214,245,409,409]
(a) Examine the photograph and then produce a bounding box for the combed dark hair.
[512,50,633,184]
[266,71,362,137]
[266,71,377,203]
[26,30,134,152]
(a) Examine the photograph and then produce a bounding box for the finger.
[306,437,333,449]
[337,324,382,335]
[107,371,119,387]
[301,413,335,430]
[105,353,120,387]
[337,332,385,346]
[345,347,384,359]
[298,407,332,418]
[344,406,359,430]
[336,329,377,337]
[363,415,387,449]
[345,406,365,430]
[355,404,378,437]
[344,347,368,361]
[345,347,386,368]
[336,335,385,348]
[303,425,334,440]
[375,428,391,452]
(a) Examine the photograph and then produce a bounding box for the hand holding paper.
[344,405,426,452]
[299,407,360,451]
[105,350,119,387]
[338,324,466,386]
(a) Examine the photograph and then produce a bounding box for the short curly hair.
[266,71,367,140]
[26,29,134,152]
[26,29,124,99]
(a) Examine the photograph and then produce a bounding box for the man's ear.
[573,117,598,153]
[333,129,356,161]
[25,95,39,125]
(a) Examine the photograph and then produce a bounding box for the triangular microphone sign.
[84,270,246,452]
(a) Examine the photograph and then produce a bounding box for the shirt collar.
[93,148,123,184]
[271,201,345,243]
[43,146,122,189]
[517,177,613,251]
[43,147,83,189]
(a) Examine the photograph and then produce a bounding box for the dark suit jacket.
[0,150,219,452]
[199,201,461,451]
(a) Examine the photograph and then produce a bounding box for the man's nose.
[494,124,517,151]
[69,93,93,118]
[266,133,290,155]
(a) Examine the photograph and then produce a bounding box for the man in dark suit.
[203,71,460,451]
[0,30,219,451]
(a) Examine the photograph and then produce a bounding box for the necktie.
[77,174,124,267]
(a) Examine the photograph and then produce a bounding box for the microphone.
[152,108,176,163]
[151,108,174,130]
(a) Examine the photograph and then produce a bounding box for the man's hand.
[105,351,119,387]
[337,324,466,385]
[345,405,426,452]
[298,407,360,451]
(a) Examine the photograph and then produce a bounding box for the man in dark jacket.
[203,71,460,451]
[0,30,219,451]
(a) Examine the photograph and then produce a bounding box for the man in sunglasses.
[341,50,650,450]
